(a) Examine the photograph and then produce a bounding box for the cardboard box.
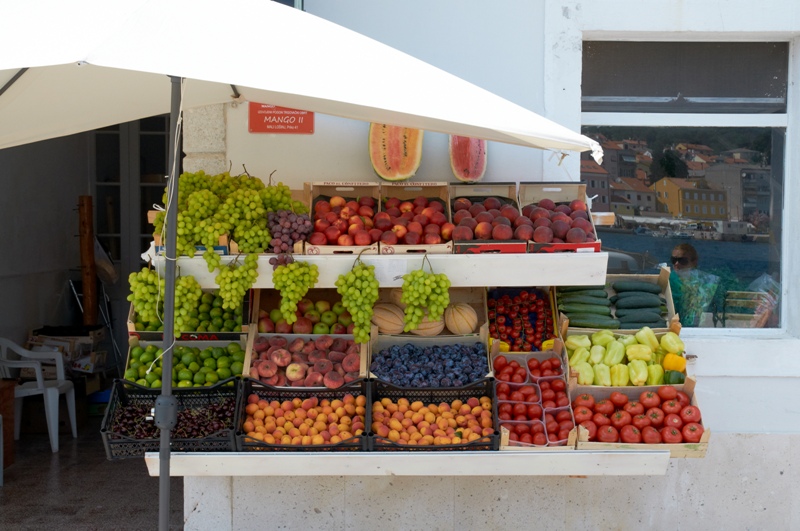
[72,351,107,374]
[517,182,602,253]
[125,337,250,384]
[570,376,708,458]
[373,287,487,338]
[250,288,345,331]
[378,182,453,254]
[449,183,528,254]
[486,286,559,353]
[29,326,105,362]
[304,181,382,255]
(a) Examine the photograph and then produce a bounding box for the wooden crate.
[449,183,527,254]
[303,181,382,255]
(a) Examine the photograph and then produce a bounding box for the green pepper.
[634,326,660,351]
[628,359,648,386]
[660,331,685,354]
[565,334,592,351]
[568,347,590,367]
[573,361,595,385]
[610,363,630,387]
[602,340,625,366]
[617,334,638,348]
[652,348,666,367]
[625,344,653,362]
[664,370,686,385]
[589,345,606,366]
[593,363,611,386]
[591,329,616,348]
[646,364,665,386]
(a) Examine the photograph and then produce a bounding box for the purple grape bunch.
[267,210,313,253]
[268,253,294,271]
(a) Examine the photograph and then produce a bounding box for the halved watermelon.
[369,123,423,181]
[449,135,487,182]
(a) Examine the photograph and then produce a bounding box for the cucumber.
[614,308,664,318]
[557,295,611,306]
[558,303,612,316]
[558,285,606,293]
[611,281,662,294]
[615,296,664,310]
[614,291,666,301]
[556,289,609,299]
[567,316,621,329]
[619,320,667,330]
[617,311,664,324]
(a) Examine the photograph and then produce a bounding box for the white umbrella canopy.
[0,0,601,161]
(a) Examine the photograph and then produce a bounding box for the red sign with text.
[248,103,314,134]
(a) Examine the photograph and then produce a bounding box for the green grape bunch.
[400,268,451,332]
[215,254,259,311]
[273,261,320,324]
[335,261,379,343]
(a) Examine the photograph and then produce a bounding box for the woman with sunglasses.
[669,243,719,327]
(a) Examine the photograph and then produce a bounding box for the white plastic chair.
[0,338,77,453]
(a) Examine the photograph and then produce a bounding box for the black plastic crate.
[236,377,369,452]
[100,378,238,460]
[368,377,499,451]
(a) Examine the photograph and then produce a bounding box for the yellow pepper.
[625,344,653,362]
[662,353,687,373]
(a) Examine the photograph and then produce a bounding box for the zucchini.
[619,320,667,330]
[567,316,621,329]
[611,281,662,294]
[558,303,612,316]
[617,311,664,324]
[615,296,664,310]
[557,295,611,306]
[556,289,609,299]
[614,307,664,318]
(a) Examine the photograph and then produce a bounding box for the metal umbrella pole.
[155,75,183,531]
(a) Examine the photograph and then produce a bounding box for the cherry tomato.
[662,400,682,415]
[610,410,632,429]
[622,401,645,416]
[594,399,615,416]
[682,422,704,443]
[592,412,611,427]
[526,404,543,421]
[620,424,642,443]
[680,405,702,425]
[609,391,629,408]
[639,391,661,409]
[493,355,508,372]
[676,391,691,408]
[533,432,547,446]
[642,425,662,444]
[573,394,595,411]
[632,414,651,430]
[548,358,562,374]
[664,413,683,430]
[646,407,665,428]
[540,359,552,371]
[574,407,593,424]
[657,385,678,401]
[550,379,566,392]
[597,425,619,442]
[661,426,683,443]
[579,420,598,441]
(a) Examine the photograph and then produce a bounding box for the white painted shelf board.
[157,252,609,288]
[144,450,670,477]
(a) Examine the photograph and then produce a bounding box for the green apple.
[304,309,321,324]
[312,322,330,334]
[315,300,332,313]
[337,310,353,327]
[332,301,346,315]
[320,310,338,326]
[269,309,283,323]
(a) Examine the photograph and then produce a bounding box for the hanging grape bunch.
[127,268,166,326]
[400,256,451,332]
[267,210,313,253]
[215,254,259,310]
[335,253,380,343]
[273,261,320,324]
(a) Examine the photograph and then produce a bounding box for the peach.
[514,224,534,241]
[551,220,570,240]
[474,221,493,240]
[380,231,398,245]
[453,197,472,212]
[537,198,556,210]
[468,203,486,217]
[565,227,587,243]
[474,211,494,224]
[483,197,502,210]
[453,210,473,224]
[492,224,514,241]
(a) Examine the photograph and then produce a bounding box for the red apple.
[424,233,442,244]
[324,226,342,244]
[404,231,421,245]
[492,224,514,240]
[330,323,347,335]
[533,226,554,243]
[292,316,313,334]
[368,228,383,243]
[275,319,293,334]
[453,197,472,212]
[440,222,455,241]
[257,316,275,333]
[337,234,354,246]
[308,232,327,246]
[353,230,372,246]
[514,224,535,241]
[474,221,493,240]
[452,225,474,241]
[297,298,315,314]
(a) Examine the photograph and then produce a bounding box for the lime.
[145,372,159,384]
[181,353,196,366]
[210,307,223,318]
[124,368,139,380]
[188,309,199,319]
[136,378,149,387]
[199,366,212,374]
[201,292,215,305]
[130,346,144,359]
[199,313,211,322]
[230,361,244,376]
[138,366,148,378]
[188,318,200,330]
[212,296,223,308]
[223,320,237,331]
[203,357,217,370]
[198,303,212,314]
[216,367,232,380]
[211,317,224,329]
[199,348,213,361]
[193,372,206,385]
[231,351,245,363]
[197,324,207,332]
[134,322,145,331]
[216,356,231,369]
[174,362,187,372]
[130,360,143,370]
[178,369,193,381]
[150,379,162,388]
[208,323,221,332]
[177,380,193,388]
[226,343,242,354]
[139,352,155,364]
[212,347,225,359]
[223,311,234,321]
[234,305,243,316]
[146,323,160,332]
[204,372,219,384]
[193,383,202,387]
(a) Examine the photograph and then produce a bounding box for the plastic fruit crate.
[235,377,369,452]
[368,377,499,451]
[100,378,238,460]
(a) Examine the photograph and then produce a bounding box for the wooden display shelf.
[156,252,609,289]
[144,450,670,477]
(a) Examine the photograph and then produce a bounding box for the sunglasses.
[671,256,689,266]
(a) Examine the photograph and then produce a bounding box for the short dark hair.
[673,243,698,266]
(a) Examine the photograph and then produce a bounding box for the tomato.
[597,425,620,443]
[592,412,611,427]
[631,414,651,430]
[507,431,519,442]
[512,403,528,416]
[680,405,702,425]
[529,369,541,379]
[557,428,571,441]
[509,391,525,402]
[594,399,615,416]
[573,394,595,410]
[511,373,525,384]
[661,426,683,444]
[542,400,556,410]
[499,403,513,415]
[533,432,547,446]
[556,410,573,422]
[646,407,665,428]
[496,382,510,396]
[498,411,512,421]
[682,422,704,443]
[541,389,555,402]
[609,391,629,408]
[519,433,533,445]
[620,424,642,443]
[516,367,527,379]
[514,423,529,435]
[540,359,553,371]
[527,358,540,371]
[493,355,508,372]
[519,385,537,398]
[550,379,566,392]
[657,385,677,401]
[539,381,551,391]
[641,426,662,444]
[662,400,682,415]
[526,403,543,421]
[531,421,544,434]
[496,392,509,401]
[508,360,520,369]
[556,395,570,408]
[622,401,645,416]
[514,414,528,422]
[546,420,559,434]
[573,406,593,424]
[544,413,555,424]
[610,410,632,429]
[558,419,575,432]
[664,413,683,430]
[639,391,661,409]
[676,391,691,408]
[548,358,562,374]
[579,420,598,441]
